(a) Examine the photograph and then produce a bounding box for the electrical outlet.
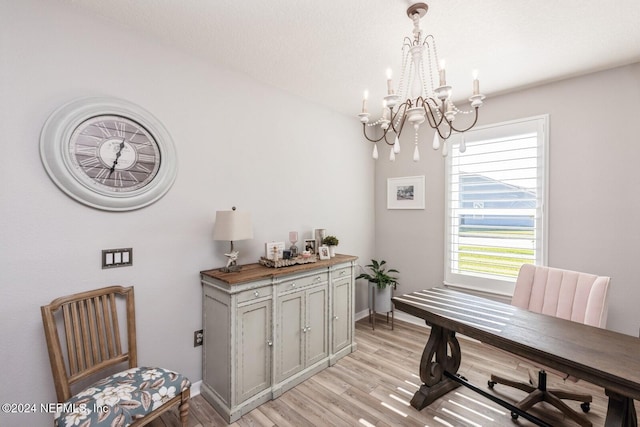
[194,329,204,347]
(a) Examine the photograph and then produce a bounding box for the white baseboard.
[190,380,202,397]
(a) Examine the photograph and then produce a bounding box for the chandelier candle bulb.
[386,68,394,94]
[439,59,446,86]
[473,69,480,95]
[362,90,369,113]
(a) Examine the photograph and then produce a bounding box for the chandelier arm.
[422,99,446,129]
[383,132,396,146]
[418,101,454,140]
[448,107,480,133]
[361,124,387,143]
[393,110,408,141]
[388,101,410,134]
[388,109,401,134]
[435,123,453,140]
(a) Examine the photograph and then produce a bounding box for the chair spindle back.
[41,286,138,402]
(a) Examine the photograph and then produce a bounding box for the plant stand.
[368,282,394,331]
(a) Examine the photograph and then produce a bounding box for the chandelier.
[357,2,485,161]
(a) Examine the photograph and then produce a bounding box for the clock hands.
[108,138,126,178]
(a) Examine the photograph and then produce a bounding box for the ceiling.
[64,0,640,117]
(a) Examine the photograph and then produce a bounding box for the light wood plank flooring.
[151,316,638,426]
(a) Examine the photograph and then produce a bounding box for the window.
[444,115,548,296]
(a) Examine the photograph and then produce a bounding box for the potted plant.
[322,235,339,257]
[356,259,399,313]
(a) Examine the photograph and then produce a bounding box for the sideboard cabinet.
[200,254,358,423]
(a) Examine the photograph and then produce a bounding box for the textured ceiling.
[63,0,640,117]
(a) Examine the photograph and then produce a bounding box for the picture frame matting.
[387,175,425,209]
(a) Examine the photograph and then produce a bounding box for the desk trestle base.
[413,323,554,427]
[410,323,462,409]
[605,389,638,427]
[411,379,460,409]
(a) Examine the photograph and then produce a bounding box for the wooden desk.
[392,287,640,427]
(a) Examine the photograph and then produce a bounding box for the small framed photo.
[318,245,330,260]
[265,242,285,260]
[387,175,425,209]
[303,239,316,254]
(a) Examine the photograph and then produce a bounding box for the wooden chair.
[488,264,610,427]
[41,286,190,427]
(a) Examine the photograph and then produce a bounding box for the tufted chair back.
[512,264,610,328]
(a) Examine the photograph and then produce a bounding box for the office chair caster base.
[581,402,590,413]
[511,411,519,420]
[488,380,496,389]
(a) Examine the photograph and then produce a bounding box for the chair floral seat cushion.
[54,367,190,427]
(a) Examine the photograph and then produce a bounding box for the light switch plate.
[102,248,133,269]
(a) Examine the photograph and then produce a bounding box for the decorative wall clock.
[40,97,177,211]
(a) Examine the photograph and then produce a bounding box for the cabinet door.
[236,299,272,403]
[332,277,351,353]
[305,285,328,365]
[276,291,304,382]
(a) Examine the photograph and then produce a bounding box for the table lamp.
[213,207,253,272]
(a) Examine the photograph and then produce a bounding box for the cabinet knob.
[314,276,321,282]
[267,340,273,346]
[340,271,346,276]
[254,290,260,297]
[291,282,296,288]
[333,316,339,320]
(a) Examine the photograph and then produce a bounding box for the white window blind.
[444,116,548,296]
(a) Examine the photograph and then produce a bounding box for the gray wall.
[0,1,374,425]
[376,62,640,336]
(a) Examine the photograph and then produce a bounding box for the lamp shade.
[213,210,253,241]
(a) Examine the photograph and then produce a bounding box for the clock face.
[68,115,161,193]
[40,97,177,211]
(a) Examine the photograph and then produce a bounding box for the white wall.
[376,62,640,336]
[0,1,374,425]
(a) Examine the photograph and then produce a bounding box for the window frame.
[443,115,549,297]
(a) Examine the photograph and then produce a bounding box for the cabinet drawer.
[332,267,351,279]
[277,272,327,294]
[237,286,272,303]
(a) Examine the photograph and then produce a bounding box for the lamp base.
[220,264,242,273]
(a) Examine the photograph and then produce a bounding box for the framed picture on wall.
[387,175,425,209]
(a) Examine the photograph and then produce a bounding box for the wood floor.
[151,316,638,427]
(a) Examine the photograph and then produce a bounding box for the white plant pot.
[329,246,336,257]
[368,281,393,313]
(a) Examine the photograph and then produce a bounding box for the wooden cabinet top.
[201,254,358,285]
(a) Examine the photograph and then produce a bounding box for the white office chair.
[488,264,610,427]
